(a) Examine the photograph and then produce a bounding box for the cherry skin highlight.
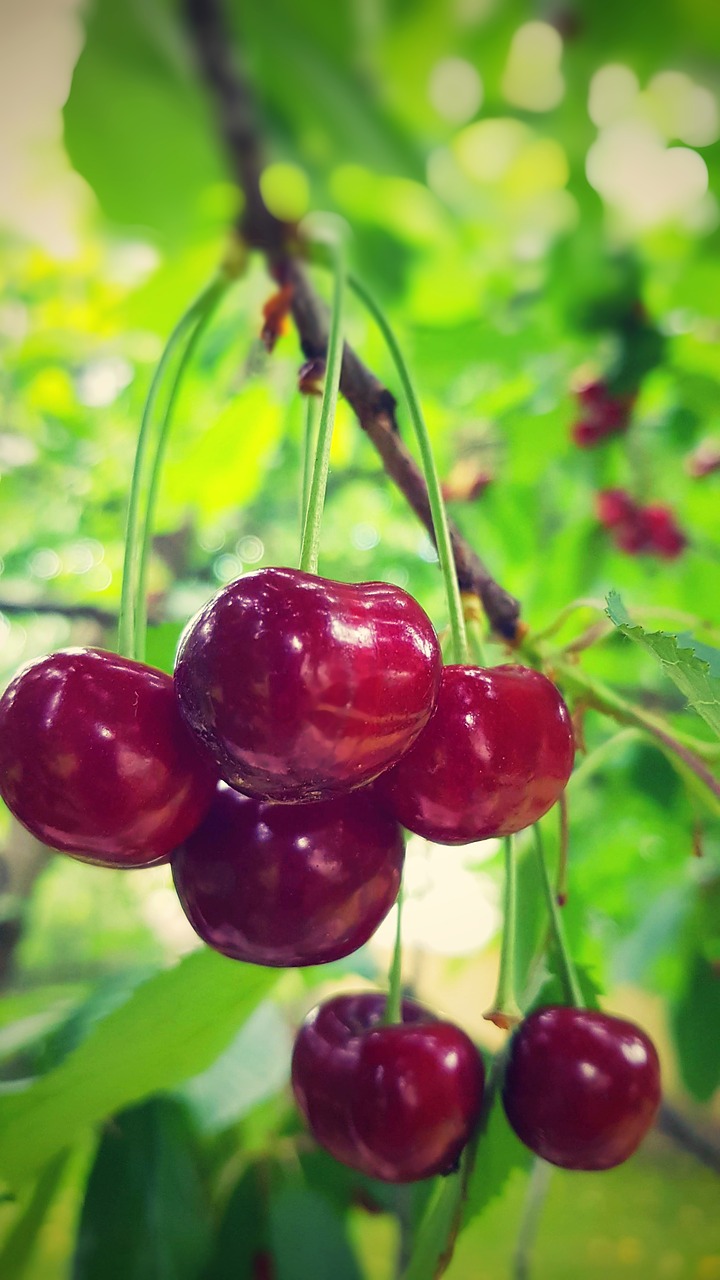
[172,785,404,966]
[174,567,442,802]
[376,664,575,845]
[501,1006,661,1171]
[291,992,485,1182]
[0,648,218,867]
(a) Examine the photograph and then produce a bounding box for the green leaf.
[269,1185,364,1280]
[673,952,720,1103]
[72,1098,212,1280]
[180,999,291,1134]
[203,1162,272,1280]
[460,1091,531,1231]
[0,949,275,1188]
[606,592,720,739]
[64,0,223,246]
[0,1153,70,1280]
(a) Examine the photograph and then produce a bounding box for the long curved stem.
[134,277,228,657]
[118,276,227,660]
[299,236,346,574]
[347,273,469,665]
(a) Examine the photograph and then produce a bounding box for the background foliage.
[0,0,719,1276]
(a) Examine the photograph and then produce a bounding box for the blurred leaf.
[460,1090,531,1232]
[269,1185,364,1280]
[144,621,185,674]
[64,0,223,245]
[72,1098,212,1280]
[607,593,720,738]
[673,953,720,1102]
[203,1161,272,1280]
[180,999,291,1134]
[0,949,275,1187]
[0,1152,69,1280]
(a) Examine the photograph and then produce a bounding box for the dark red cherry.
[174,567,442,802]
[502,1006,661,1171]
[171,785,404,966]
[0,648,218,868]
[376,665,575,845]
[291,992,485,1182]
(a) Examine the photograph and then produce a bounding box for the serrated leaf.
[72,1098,212,1280]
[0,949,275,1188]
[606,592,720,739]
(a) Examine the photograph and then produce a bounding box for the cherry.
[571,380,635,447]
[501,1006,661,1171]
[640,504,687,560]
[595,488,637,530]
[174,567,442,802]
[0,648,218,868]
[291,992,485,1182]
[171,784,404,966]
[375,665,575,845]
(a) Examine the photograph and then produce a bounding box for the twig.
[512,1158,553,1280]
[183,0,521,640]
[656,1102,720,1176]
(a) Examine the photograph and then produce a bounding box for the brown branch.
[183,0,521,640]
[656,1101,720,1177]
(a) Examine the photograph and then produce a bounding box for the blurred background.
[0,0,719,1276]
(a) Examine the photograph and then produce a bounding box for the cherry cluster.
[596,489,687,560]
[0,564,661,1182]
[570,379,636,448]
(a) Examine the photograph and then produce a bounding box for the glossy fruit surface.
[174,567,441,801]
[0,648,218,867]
[376,664,575,845]
[502,1006,661,1170]
[172,785,404,966]
[292,992,485,1182]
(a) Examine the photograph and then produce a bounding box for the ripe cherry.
[292,992,485,1182]
[501,1006,661,1170]
[174,567,442,802]
[595,488,637,530]
[571,380,635,447]
[171,785,404,966]
[0,649,218,868]
[375,665,575,845]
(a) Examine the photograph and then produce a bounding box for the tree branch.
[0,600,117,628]
[183,0,521,640]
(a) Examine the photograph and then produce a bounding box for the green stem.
[118,275,227,660]
[299,237,346,574]
[301,394,320,538]
[134,277,228,659]
[384,887,404,1026]
[484,836,521,1028]
[347,273,469,665]
[532,824,583,1008]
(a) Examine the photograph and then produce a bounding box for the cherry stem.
[301,394,320,537]
[484,836,522,1029]
[347,273,470,666]
[299,233,346,575]
[556,792,569,907]
[384,886,404,1026]
[533,823,584,1008]
[118,274,229,661]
